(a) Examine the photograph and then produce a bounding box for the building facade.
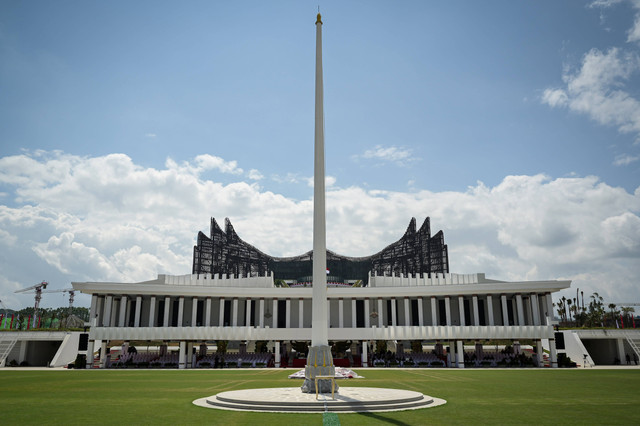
[73,218,571,369]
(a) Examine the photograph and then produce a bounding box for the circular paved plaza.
[193,386,447,413]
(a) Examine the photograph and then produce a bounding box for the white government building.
[73,217,572,370]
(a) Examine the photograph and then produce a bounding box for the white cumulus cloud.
[613,153,640,165]
[0,151,638,309]
[248,169,264,180]
[542,48,640,136]
[545,1,640,172]
[194,154,243,175]
[355,145,418,166]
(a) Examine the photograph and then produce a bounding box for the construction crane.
[14,281,48,328]
[42,288,75,315]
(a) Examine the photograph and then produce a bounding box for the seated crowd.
[112,350,273,368]
[370,347,540,368]
[107,344,540,368]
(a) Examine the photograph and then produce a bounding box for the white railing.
[0,335,18,367]
[575,329,640,339]
[160,273,274,288]
[91,324,554,343]
[624,332,640,360]
[369,273,485,288]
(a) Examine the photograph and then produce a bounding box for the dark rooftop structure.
[192,217,449,285]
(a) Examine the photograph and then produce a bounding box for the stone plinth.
[301,345,339,393]
[195,387,446,413]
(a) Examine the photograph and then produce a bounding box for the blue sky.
[1,1,639,310]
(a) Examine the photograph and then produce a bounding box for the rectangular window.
[464,299,471,325]
[507,300,515,325]
[157,300,165,327]
[196,300,204,326]
[438,299,447,326]
[224,300,231,326]
[128,300,136,327]
[478,299,486,326]
[171,300,179,327]
[411,299,419,326]
[278,300,287,328]
[356,300,365,328]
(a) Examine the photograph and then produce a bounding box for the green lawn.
[1,368,638,425]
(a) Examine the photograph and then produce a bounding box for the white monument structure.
[301,12,337,394]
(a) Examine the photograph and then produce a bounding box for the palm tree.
[621,307,636,328]
[567,299,573,324]
[579,290,586,327]
[557,297,566,324]
[608,304,617,327]
[589,292,605,327]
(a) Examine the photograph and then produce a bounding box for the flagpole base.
[301,345,338,394]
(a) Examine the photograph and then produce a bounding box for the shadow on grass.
[351,412,411,425]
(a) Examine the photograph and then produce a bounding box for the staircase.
[0,334,18,367]
[625,332,640,360]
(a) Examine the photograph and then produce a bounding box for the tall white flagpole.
[303,12,337,394]
[311,11,328,347]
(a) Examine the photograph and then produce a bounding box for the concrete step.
[206,396,435,412]
[194,386,446,413]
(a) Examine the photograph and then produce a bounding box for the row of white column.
[368,293,552,327]
[90,292,554,329]
[91,295,292,328]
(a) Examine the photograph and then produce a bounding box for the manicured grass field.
[1,368,638,425]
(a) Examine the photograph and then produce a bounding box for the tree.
[588,292,605,327]
[557,297,567,324]
[608,304,618,327]
[13,306,89,329]
[580,291,587,326]
[621,307,635,327]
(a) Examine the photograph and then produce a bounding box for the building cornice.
[73,277,570,298]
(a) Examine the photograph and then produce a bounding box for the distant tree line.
[556,290,636,328]
[0,306,89,330]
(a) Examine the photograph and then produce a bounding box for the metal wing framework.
[192,217,449,285]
